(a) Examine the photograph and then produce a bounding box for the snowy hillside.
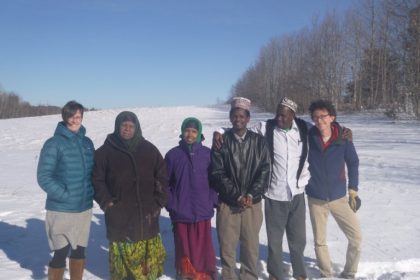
[0,105,420,279]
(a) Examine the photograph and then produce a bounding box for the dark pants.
[265,194,307,279]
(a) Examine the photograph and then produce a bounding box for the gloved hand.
[342,126,353,141]
[348,189,361,212]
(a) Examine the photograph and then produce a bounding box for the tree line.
[231,0,420,119]
[0,90,61,119]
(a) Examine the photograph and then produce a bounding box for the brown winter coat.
[92,134,168,242]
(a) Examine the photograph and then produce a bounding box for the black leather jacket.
[210,130,271,207]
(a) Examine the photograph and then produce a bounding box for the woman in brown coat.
[92,111,168,280]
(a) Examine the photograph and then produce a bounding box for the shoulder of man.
[294,117,308,128]
[247,130,268,142]
[266,118,276,127]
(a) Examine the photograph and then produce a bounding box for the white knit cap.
[280,97,298,112]
[231,97,251,111]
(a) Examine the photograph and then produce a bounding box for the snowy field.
[0,105,419,280]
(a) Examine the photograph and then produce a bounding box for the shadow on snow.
[0,214,320,279]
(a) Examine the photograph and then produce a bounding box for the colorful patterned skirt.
[109,234,166,280]
[173,220,217,280]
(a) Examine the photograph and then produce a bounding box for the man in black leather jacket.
[210,97,271,280]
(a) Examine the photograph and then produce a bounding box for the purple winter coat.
[165,140,218,223]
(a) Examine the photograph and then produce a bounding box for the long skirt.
[109,234,166,280]
[173,220,216,280]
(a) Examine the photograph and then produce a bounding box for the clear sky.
[0,0,352,109]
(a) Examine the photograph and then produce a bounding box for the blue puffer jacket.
[305,123,359,201]
[37,122,94,212]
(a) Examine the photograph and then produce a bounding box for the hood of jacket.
[54,121,87,139]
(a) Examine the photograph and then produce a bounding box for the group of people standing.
[37,96,362,280]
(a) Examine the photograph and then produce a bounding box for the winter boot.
[47,266,65,280]
[69,258,85,280]
[339,271,355,279]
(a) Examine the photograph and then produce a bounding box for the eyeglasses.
[312,114,330,121]
[68,115,82,122]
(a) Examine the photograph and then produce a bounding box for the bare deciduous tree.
[231,0,420,119]
[0,90,61,119]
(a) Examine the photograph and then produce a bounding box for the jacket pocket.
[105,202,129,231]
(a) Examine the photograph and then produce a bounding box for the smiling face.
[65,110,83,133]
[119,121,136,140]
[275,105,295,130]
[312,108,336,134]
[183,127,199,144]
[230,108,250,135]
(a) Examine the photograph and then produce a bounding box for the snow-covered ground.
[0,105,419,280]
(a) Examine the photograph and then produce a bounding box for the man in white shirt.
[214,97,309,280]
[261,97,309,280]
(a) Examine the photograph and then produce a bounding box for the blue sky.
[0,0,352,109]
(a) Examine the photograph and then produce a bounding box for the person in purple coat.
[165,117,218,280]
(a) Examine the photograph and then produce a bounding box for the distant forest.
[230,0,420,119]
[2,1,419,120]
[0,90,61,119]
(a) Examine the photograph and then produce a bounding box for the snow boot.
[339,271,355,279]
[69,258,85,280]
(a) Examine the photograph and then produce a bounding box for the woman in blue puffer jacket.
[37,100,94,280]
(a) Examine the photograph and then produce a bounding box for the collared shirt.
[252,120,310,201]
[233,130,247,143]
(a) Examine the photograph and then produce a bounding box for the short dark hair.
[229,107,250,118]
[62,100,84,122]
[309,99,336,119]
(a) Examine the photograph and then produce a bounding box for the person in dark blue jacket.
[37,101,94,280]
[165,117,218,280]
[306,99,362,279]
